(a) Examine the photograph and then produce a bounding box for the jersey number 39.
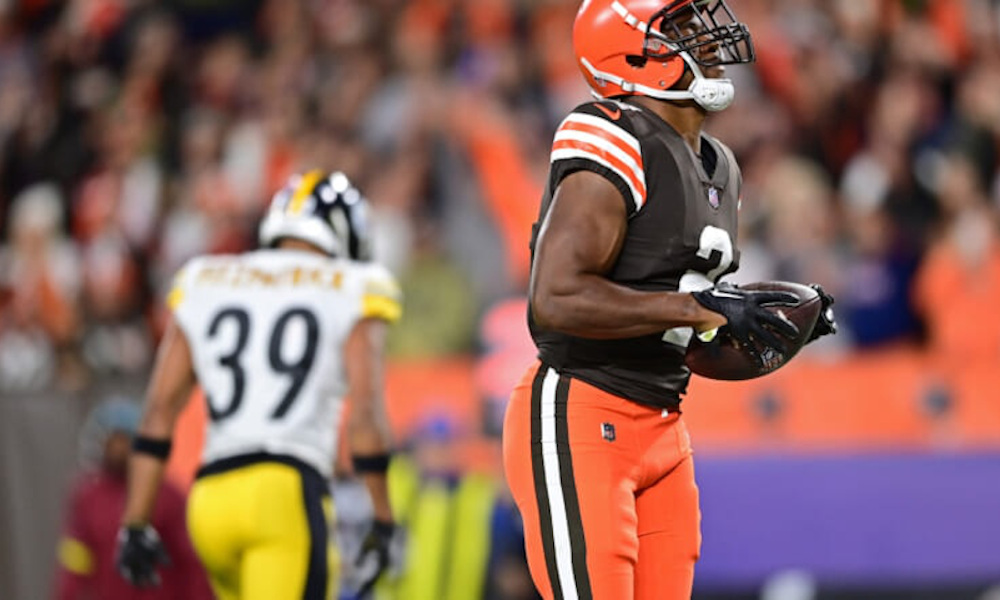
[205,306,319,422]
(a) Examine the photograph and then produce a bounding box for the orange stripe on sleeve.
[558,120,643,168]
[551,139,647,209]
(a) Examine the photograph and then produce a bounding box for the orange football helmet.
[573,0,755,111]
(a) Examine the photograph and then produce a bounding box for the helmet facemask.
[644,0,755,67]
[635,0,756,111]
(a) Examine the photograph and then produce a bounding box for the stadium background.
[2,0,1000,598]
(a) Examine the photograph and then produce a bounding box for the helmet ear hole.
[626,55,648,68]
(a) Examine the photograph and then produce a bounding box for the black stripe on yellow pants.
[301,461,330,599]
[188,453,334,600]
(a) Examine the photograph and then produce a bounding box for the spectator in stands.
[53,397,212,600]
[0,184,83,393]
[914,152,1000,364]
[386,218,479,359]
[78,237,152,380]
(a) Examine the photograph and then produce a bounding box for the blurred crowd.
[2,0,1000,398]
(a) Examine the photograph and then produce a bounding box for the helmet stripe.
[288,170,324,216]
[610,1,648,32]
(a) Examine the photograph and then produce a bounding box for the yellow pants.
[187,456,337,600]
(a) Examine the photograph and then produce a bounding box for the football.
[685,281,822,381]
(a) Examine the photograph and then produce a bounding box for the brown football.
[684,281,822,381]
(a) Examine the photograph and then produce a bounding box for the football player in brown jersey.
[502,2,835,599]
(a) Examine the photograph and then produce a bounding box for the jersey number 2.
[206,307,319,422]
[663,225,734,347]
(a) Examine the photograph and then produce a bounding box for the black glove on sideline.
[116,524,171,587]
[354,520,395,597]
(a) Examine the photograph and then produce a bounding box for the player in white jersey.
[116,171,400,600]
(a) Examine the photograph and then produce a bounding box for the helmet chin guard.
[687,76,735,112]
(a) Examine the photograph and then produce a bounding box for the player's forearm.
[122,454,166,525]
[360,472,393,522]
[136,396,181,439]
[348,401,392,456]
[531,274,724,339]
[349,401,394,522]
[121,394,183,525]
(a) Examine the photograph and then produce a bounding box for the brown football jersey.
[529,98,742,408]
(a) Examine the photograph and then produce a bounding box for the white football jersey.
[168,249,401,477]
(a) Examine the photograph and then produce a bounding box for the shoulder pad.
[361,263,402,323]
[551,102,647,211]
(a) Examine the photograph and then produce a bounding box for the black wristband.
[352,453,391,474]
[132,435,173,461]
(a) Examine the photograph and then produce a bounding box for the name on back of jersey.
[192,263,345,290]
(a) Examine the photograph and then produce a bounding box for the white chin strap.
[581,52,736,112]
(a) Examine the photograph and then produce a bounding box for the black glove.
[354,520,395,597]
[806,283,837,343]
[116,524,170,587]
[692,283,800,351]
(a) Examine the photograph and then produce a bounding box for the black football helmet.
[259,170,373,261]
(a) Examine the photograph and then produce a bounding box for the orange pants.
[503,362,701,600]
